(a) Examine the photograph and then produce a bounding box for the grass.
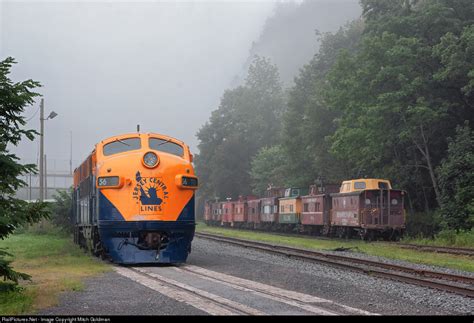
[401,229,474,248]
[0,230,111,315]
[195,222,474,273]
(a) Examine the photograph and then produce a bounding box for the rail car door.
[379,189,389,226]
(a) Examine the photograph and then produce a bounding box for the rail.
[195,232,474,298]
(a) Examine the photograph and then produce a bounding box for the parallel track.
[195,232,474,298]
[395,243,474,257]
[204,225,474,257]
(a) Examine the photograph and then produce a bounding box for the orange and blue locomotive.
[72,132,198,264]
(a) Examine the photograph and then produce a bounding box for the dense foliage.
[327,0,474,216]
[196,0,474,232]
[437,123,474,230]
[0,57,50,286]
[195,56,285,201]
[50,188,74,233]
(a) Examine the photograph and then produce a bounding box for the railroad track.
[115,265,378,315]
[203,225,474,257]
[195,232,474,298]
[395,243,474,257]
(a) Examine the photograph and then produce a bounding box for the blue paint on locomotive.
[98,191,125,221]
[97,194,195,264]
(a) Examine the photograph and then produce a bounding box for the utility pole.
[44,155,48,200]
[70,131,73,175]
[38,99,58,202]
[39,99,44,202]
[29,173,32,201]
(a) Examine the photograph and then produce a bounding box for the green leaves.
[196,0,473,232]
[0,57,50,284]
[437,123,474,230]
[195,56,286,200]
[249,145,287,196]
[324,0,474,215]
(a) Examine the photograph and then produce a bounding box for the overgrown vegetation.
[0,231,110,314]
[403,229,474,248]
[0,57,50,289]
[50,188,74,233]
[195,0,474,236]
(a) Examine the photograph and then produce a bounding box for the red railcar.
[260,187,285,228]
[233,196,248,225]
[331,180,406,240]
[247,198,261,228]
[204,201,213,223]
[300,184,339,234]
[212,202,223,225]
[260,197,280,229]
[222,201,235,226]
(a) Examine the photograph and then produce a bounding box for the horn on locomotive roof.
[137,124,140,133]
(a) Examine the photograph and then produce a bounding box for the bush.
[50,188,74,233]
[405,212,441,238]
[435,229,474,247]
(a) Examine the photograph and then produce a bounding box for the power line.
[25,105,40,122]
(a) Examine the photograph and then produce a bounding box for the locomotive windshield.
[149,138,184,157]
[103,137,141,156]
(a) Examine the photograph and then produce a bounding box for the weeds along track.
[395,243,474,257]
[202,225,474,257]
[195,232,474,298]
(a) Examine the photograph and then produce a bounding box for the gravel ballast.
[189,237,473,315]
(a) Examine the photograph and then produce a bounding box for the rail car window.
[304,203,309,212]
[103,138,141,156]
[354,182,366,190]
[378,182,389,189]
[149,138,184,157]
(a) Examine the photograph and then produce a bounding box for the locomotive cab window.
[354,182,366,190]
[149,138,184,157]
[103,138,141,156]
[378,182,389,189]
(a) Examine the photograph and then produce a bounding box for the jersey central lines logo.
[133,171,169,213]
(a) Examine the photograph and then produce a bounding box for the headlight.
[143,151,159,168]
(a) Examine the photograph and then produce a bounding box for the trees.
[326,0,474,213]
[197,0,473,233]
[249,145,287,196]
[0,57,49,286]
[437,123,474,230]
[281,21,364,187]
[51,189,73,233]
[195,56,285,201]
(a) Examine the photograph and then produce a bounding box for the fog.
[1,0,359,171]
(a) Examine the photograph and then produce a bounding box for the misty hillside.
[233,0,361,86]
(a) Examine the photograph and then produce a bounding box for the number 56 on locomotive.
[72,133,198,264]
